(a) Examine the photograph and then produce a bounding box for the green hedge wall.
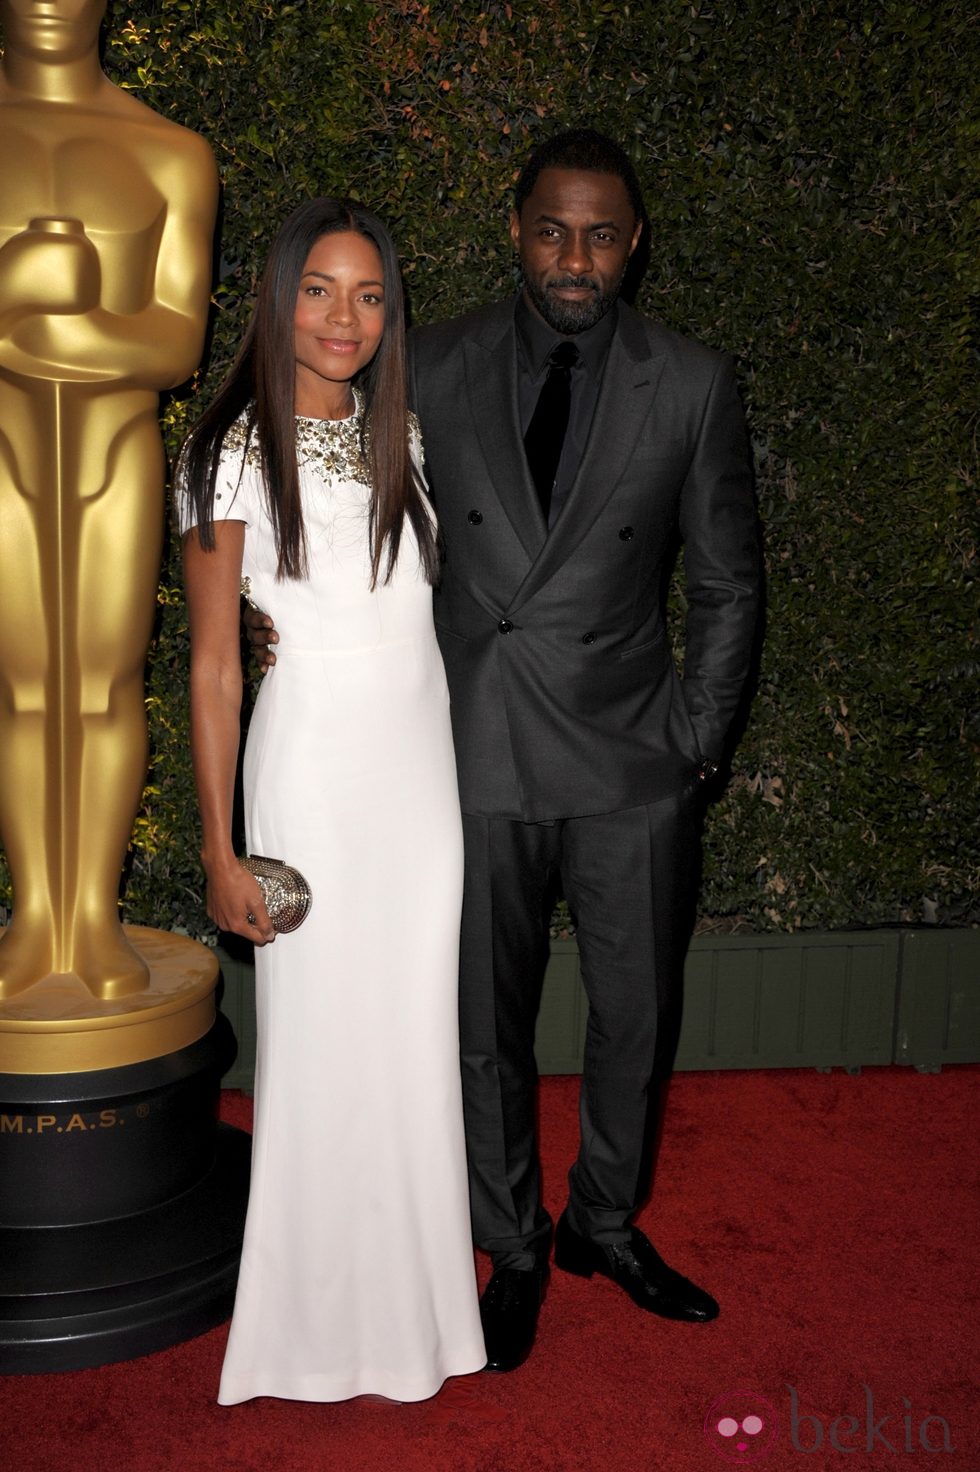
[1,0,976,940]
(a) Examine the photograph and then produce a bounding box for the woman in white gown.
[179,199,485,1403]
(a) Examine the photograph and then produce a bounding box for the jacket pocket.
[617,628,667,662]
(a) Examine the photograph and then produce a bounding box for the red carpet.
[6,1068,978,1472]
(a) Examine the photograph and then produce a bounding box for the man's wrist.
[695,758,720,784]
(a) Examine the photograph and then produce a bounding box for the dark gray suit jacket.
[408,297,759,822]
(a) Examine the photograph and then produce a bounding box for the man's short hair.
[514,128,646,223]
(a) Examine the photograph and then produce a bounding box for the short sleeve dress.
[178,398,485,1402]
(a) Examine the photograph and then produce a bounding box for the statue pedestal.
[0,927,250,1373]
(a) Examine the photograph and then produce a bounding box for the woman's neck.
[293,376,357,421]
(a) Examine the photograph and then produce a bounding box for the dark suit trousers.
[459,788,701,1270]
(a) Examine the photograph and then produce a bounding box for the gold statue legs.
[0,388,164,998]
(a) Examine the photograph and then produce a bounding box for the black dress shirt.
[515,295,619,528]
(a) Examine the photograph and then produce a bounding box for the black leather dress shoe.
[480,1266,547,1372]
[554,1212,719,1322]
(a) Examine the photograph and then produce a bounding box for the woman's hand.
[204,856,276,945]
[243,603,279,673]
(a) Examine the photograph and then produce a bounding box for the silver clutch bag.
[238,854,312,933]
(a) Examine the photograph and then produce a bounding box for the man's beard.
[523,270,622,334]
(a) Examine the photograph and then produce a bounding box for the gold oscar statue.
[0,0,218,1009]
[0,4,251,1376]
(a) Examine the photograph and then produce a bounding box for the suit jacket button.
[467,510,483,525]
[498,619,514,634]
[618,526,634,541]
[581,631,597,645]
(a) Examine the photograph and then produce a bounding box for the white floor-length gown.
[180,398,485,1402]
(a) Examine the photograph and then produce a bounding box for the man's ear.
[508,209,521,252]
[628,218,643,257]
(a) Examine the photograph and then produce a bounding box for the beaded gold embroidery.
[220,415,262,471]
[294,409,368,482]
[219,398,422,485]
[407,410,424,468]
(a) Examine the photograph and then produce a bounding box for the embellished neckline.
[293,394,368,482]
[220,390,391,485]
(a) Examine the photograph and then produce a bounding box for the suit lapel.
[463,312,547,561]
[505,306,667,611]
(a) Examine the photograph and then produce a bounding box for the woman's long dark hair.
[181,198,438,587]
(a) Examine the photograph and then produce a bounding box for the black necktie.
[524,341,579,523]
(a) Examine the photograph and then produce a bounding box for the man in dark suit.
[249,130,759,1372]
[407,129,758,1370]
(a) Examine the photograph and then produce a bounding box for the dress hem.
[217,1347,488,1406]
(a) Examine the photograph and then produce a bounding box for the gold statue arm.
[182,520,274,945]
[0,140,217,389]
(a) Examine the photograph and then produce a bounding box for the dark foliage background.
[0,0,976,940]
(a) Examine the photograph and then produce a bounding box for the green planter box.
[676,930,900,1072]
[536,931,901,1073]
[894,929,980,1071]
[215,940,257,1092]
[214,928,980,1089]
